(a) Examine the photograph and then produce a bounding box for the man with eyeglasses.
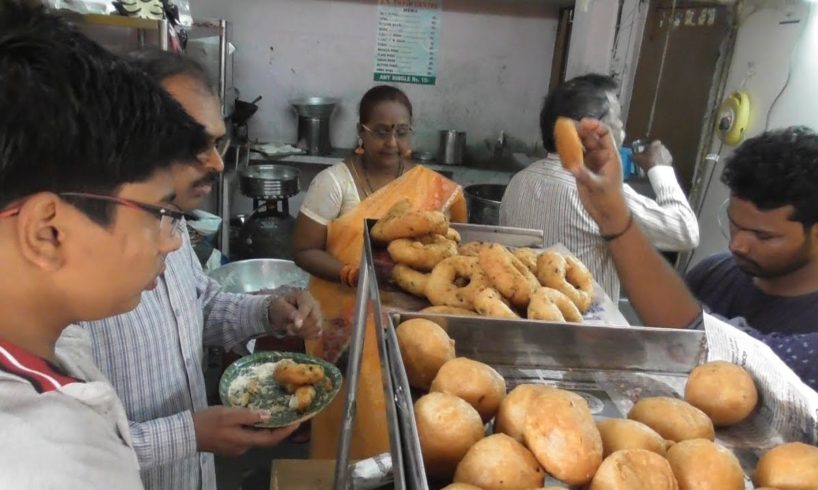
[0,2,213,487]
[500,74,699,303]
[685,127,818,388]
[79,50,322,490]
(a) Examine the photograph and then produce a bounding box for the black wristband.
[601,212,634,242]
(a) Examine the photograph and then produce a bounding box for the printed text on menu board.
[374,0,441,86]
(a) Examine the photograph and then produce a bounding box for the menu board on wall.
[374,0,441,85]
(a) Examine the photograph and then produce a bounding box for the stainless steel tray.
[388,312,787,489]
[333,229,406,490]
[355,219,794,489]
[449,222,544,248]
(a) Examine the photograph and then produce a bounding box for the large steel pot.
[290,96,340,155]
[464,184,507,225]
[207,258,309,294]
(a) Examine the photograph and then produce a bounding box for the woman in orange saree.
[292,86,466,460]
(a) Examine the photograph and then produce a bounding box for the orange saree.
[306,165,466,460]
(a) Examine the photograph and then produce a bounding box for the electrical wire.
[700,139,725,212]
[764,5,813,130]
[646,0,678,138]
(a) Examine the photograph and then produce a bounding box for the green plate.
[219,351,343,428]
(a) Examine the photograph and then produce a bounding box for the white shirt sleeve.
[299,166,345,226]
[623,166,700,251]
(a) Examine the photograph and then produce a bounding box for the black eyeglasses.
[0,192,197,238]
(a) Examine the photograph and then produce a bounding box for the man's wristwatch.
[263,295,289,339]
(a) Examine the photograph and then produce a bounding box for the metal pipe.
[219,145,240,257]
[158,19,168,51]
[645,0,678,137]
[366,236,405,490]
[333,241,372,489]
[218,19,227,115]
[385,313,429,489]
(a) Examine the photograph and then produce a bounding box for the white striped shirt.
[78,227,273,490]
[500,156,699,302]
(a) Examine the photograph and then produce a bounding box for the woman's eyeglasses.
[0,192,197,238]
[361,124,414,141]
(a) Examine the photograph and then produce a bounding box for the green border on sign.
[374,72,436,85]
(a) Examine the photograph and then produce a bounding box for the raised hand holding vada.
[570,118,630,237]
[567,118,700,329]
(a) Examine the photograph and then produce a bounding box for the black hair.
[540,73,619,152]
[359,85,413,124]
[568,73,619,92]
[722,126,818,229]
[0,1,209,224]
[127,47,215,94]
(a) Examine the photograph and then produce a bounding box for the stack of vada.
[374,199,595,323]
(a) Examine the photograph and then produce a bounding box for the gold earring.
[355,138,365,156]
[402,148,413,158]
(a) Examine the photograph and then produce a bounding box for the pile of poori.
[372,199,596,323]
[394,318,815,489]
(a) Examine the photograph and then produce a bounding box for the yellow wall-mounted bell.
[716,91,751,146]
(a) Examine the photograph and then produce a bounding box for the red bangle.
[340,264,357,287]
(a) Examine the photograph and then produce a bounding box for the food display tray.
[357,220,793,489]
[366,221,544,315]
[387,312,715,489]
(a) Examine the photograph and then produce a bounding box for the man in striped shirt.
[80,51,323,490]
[500,74,699,302]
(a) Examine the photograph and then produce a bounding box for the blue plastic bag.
[619,147,636,180]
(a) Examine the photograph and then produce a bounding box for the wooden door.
[626,1,734,192]
[550,7,574,90]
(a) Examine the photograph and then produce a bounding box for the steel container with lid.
[238,164,300,199]
[438,130,466,165]
[290,96,340,155]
